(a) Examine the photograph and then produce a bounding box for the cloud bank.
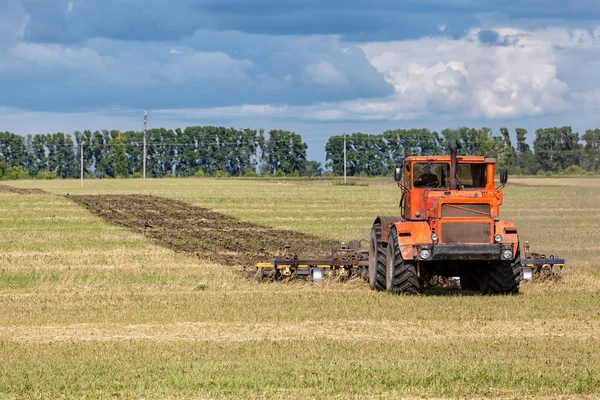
[1,0,600,136]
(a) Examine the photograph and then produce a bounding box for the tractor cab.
[394,151,508,223]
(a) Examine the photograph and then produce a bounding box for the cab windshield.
[413,162,486,188]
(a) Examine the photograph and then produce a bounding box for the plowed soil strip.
[0,184,47,195]
[69,194,336,267]
[2,319,597,343]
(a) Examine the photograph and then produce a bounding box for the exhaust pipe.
[449,144,458,190]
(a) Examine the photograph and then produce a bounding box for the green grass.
[1,177,600,399]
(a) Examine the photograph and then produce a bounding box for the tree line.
[326,127,600,176]
[0,125,599,179]
[0,127,320,179]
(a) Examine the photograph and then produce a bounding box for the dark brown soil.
[69,194,337,268]
[0,184,48,195]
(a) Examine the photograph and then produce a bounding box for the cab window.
[456,163,486,188]
[412,162,486,188]
[413,163,448,188]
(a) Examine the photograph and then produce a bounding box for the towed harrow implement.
[521,241,566,280]
[255,240,565,285]
[255,240,369,281]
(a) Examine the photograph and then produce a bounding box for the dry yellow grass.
[1,318,598,343]
[1,177,599,399]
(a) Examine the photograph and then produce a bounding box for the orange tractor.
[369,146,521,294]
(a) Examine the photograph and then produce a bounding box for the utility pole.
[80,141,84,188]
[143,110,147,179]
[343,132,347,184]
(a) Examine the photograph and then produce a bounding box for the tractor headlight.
[419,249,431,260]
[431,233,439,243]
[502,250,513,260]
[494,234,503,243]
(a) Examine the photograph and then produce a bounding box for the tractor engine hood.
[408,188,502,221]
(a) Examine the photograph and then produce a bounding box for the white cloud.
[359,27,584,119]
[66,1,74,15]
[145,26,600,122]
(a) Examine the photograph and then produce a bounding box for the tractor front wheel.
[481,246,521,294]
[386,226,420,294]
[368,222,387,290]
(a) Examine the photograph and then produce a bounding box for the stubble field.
[1,177,599,399]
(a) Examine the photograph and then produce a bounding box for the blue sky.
[2,0,600,162]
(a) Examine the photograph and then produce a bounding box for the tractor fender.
[495,220,519,256]
[374,216,403,244]
[391,220,432,261]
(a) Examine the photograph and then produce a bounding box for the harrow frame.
[255,240,369,281]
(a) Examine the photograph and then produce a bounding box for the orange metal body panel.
[391,220,432,260]
[376,216,404,245]
[380,155,518,259]
[495,220,519,256]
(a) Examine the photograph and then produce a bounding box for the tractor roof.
[405,155,495,163]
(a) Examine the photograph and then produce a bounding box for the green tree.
[514,128,538,174]
[346,133,388,176]
[0,131,28,169]
[91,130,112,178]
[582,129,600,172]
[54,133,76,178]
[303,160,323,177]
[499,128,517,172]
[109,131,128,178]
[74,130,94,178]
[123,130,143,176]
[28,134,48,175]
[534,127,581,172]
[264,130,307,175]
[325,135,345,175]
[176,126,200,176]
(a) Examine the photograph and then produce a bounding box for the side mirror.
[500,169,508,185]
[394,165,403,182]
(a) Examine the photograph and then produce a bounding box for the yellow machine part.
[255,263,354,270]
[523,262,565,270]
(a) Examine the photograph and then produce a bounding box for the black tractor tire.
[386,226,420,294]
[459,271,480,291]
[368,222,387,290]
[481,246,521,295]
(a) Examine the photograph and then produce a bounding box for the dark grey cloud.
[0,33,394,112]
[18,0,600,45]
[478,29,500,43]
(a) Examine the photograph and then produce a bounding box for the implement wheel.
[481,245,521,295]
[368,222,387,290]
[386,226,420,294]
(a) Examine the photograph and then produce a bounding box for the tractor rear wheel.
[368,222,387,290]
[386,226,420,294]
[481,246,521,294]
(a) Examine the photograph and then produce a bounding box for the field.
[1,177,600,399]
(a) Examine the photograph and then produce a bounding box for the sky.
[1,0,600,162]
